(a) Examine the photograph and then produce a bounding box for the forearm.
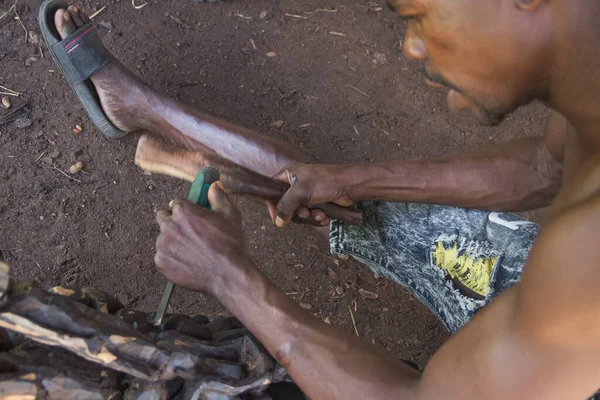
[216,261,420,400]
[341,137,562,211]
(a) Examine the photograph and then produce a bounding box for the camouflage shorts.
[330,201,539,333]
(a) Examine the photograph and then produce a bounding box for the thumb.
[276,184,307,228]
[208,182,238,221]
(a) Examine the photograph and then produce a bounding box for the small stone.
[266,51,277,58]
[270,120,284,129]
[98,20,113,30]
[324,316,331,324]
[299,302,312,310]
[33,131,44,139]
[39,215,44,220]
[69,161,84,174]
[25,56,39,66]
[335,286,344,295]
[72,125,83,134]
[41,157,53,165]
[148,184,154,190]
[14,118,32,128]
[259,10,267,19]
[1,96,11,109]
[358,288,379,300]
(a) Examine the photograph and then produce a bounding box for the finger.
[156,209,172,226]
[276,185,307,228]
[208,182,238,221]
[333,198,355,207]
[297,206,310,219]
[266,202,278,223]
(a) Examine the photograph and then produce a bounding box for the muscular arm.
[275,113,567,224]
[342,135,562,211]
[219,194,600,400]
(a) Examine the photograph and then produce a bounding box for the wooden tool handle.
[135,136,363,225]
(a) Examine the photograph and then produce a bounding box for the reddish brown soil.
[0,0,548,368]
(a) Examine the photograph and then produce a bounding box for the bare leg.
[54,7,310,178]
[55,6,330,241]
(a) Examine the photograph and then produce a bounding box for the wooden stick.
[135,136,364,225]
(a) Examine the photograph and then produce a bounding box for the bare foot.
[54,5,152,133]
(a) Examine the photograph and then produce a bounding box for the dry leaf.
[69,161,84,174]
[1,96,11,109]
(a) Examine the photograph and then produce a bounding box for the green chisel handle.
[150,167,221,327]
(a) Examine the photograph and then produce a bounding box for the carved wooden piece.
[135,135,364,225]
[0,265,295,399]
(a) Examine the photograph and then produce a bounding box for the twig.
[309,9,338,14]
[353,125,360,135]
[372,119,390,135]
[348,305,359,336]
[285,13,308,19]
[346,84,369,97]
[131,0,148,10]
[233,13,251,20]
[0,4,15,20]
[12,3,28,42]
[0,84,21,95]
[328,31,346,37]
[89,6,106,19]
[34,151,46,163]
[50,165,82,183]
[250,38,257,50]
[0,92,20,97]
[177,300,199,313]
[92,182,109,195]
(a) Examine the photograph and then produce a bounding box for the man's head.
[389,0,553,125]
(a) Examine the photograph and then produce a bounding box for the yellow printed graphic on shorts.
[432,241,498,298]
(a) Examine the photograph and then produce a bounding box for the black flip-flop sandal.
[39,0,128,139]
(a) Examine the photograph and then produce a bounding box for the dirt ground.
[0,0,548,368]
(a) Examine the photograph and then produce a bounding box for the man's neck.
[547,0,600,140]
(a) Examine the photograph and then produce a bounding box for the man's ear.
[515,0,544,11]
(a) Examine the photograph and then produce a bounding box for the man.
[42,0,600,398]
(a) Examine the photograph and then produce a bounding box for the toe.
[56,8,77,39]
[80,8,90,23]
[68,5,83,28]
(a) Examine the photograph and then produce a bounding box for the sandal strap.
[51,21,109,85]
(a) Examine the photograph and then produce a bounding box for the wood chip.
[25,56,39,66]
[259,10,267,19]
[299,123,313,128]
[72,124,83,134]
[327,267,338,279]
[335,286,344,295]
[358,288,379,300]
[299,302,313,310]
[89,6,107,19]
[266,51,277,57]
[1,96,10,109]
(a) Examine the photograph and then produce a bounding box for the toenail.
[63,12,71,20]
[73,6,79,12]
